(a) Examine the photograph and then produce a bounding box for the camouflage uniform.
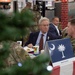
[62,27,68,38]
[33,10,41,24]
[64,36,75,56]
[2,42,30,67]
[32,5,41,25]
[71,38,75,56]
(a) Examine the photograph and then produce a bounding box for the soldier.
[62,27,68,37]
[32,5,41,24]
[21,2,32,12]
[67,18,75,55]
[1,42,30,67]
[22,5,41,46]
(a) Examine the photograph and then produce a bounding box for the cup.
[33,46,39,54]
[17,41,22,46]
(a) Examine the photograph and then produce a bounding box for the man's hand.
[27,43,33,48]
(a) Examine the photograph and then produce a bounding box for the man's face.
[53,18,59,26]
[67,22,74,36]
[39,20,49,33]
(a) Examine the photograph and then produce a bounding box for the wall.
[0,1,13,14]
[68,2,75,16]
[0,0,26,14]
[45,10,54,20]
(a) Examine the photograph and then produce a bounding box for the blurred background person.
[49,17,62,39]
[21,2,32,12]
[62,26,68,37]
[33,5,41,24]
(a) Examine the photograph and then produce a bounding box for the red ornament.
[0,0,11,2]
[62,0,68,2]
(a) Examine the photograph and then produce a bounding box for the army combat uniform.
[1,42,30,67]
[65,36,75,56]
[71,38,75,56]
[63,34,75,56]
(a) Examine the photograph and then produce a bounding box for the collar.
[39,31,47,36]
[52,23,58,28]
[54,25,58,28]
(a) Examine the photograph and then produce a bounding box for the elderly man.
[49,17,62,39]
[67,18,75,55]
[25,17,61,51]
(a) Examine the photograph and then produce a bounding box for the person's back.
[3,42,30,67]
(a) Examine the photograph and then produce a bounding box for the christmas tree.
[0,9,52,75]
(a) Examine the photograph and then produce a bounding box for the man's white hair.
[38,17,50,25]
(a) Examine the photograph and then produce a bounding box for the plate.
[23,46,34,53]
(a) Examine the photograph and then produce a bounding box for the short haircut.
[38,17,50,25]
[52,16,59,21]
[26,2,31,6]
[69,18,75,26]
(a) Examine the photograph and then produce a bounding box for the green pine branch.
[0,10,52,75]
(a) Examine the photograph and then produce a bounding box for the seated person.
[49,17,62,39]
[62,27,68,37]
[67,18,75,56]
[25,17,61,51]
